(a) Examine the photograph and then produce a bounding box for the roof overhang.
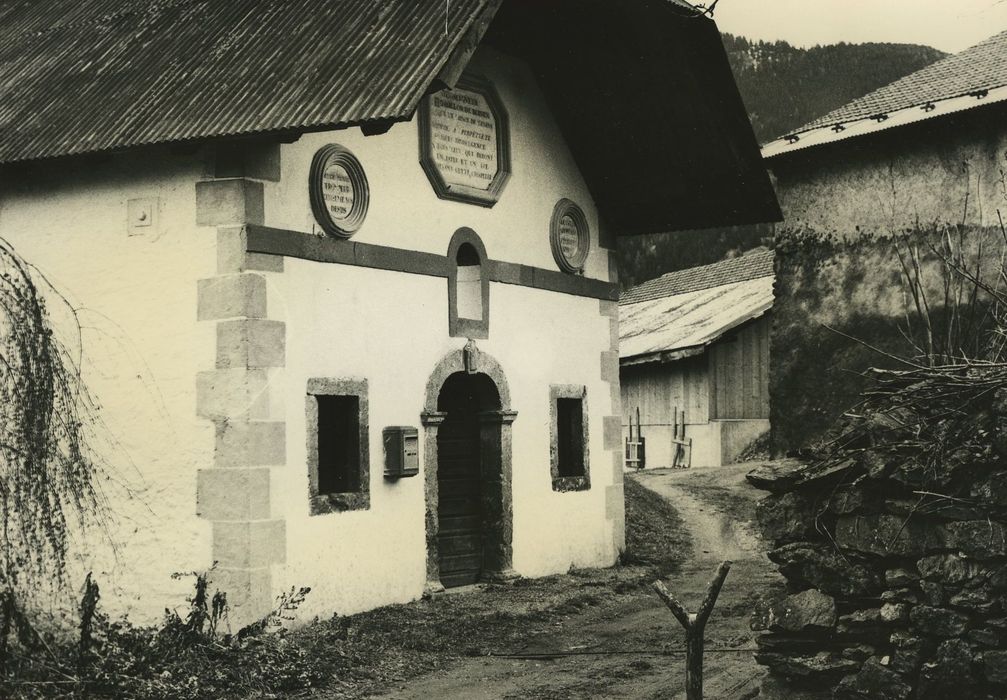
[485,0,781,234]
[621,345,707,368]
[0,0,779,234]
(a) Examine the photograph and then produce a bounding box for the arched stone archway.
[421,344,517,593]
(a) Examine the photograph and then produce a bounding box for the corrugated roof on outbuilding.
[618,249,775,364]
[619,275,774,364]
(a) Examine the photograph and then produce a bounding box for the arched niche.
[447,228,490,339]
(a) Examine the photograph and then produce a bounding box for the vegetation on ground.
[623,477,694,578]
[671,473,760,532]
[1,474,691,699]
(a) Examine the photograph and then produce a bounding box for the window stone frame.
[549,384,590,492]
[305,377,370,514]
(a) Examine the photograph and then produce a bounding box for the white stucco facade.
[259,46,623,620]
[0,47,624,626]
[0,150,216,619]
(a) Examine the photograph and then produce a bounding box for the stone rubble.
[750,391,1007,698]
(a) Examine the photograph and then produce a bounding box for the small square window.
[550,385,590,492]
[307,378,369,514]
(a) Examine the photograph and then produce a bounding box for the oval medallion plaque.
[310,144,369,238]
[550,199,590,274]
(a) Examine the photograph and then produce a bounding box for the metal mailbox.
[383,426,419,479]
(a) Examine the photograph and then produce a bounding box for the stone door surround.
[421,346,517,593]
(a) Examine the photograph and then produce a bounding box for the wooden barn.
[619,250,773,467]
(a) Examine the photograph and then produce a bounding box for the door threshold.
[440,582,488,596]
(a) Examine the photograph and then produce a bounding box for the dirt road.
[375,465,784,700]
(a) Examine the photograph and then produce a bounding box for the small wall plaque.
[419,75,511,207]
[309,144,369,238]
[127,197,159,237]
[550,199,590,274]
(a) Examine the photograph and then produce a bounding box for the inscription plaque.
[309,144,369,238]
[419,76,511,207]
[550,199,591,274]
[322,163,354,222]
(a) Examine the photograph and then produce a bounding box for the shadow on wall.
[771,224,1007,455]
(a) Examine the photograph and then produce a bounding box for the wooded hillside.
[725,34,946,144]
[616,35,946,290]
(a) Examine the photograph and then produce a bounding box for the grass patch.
[622,475,693,578]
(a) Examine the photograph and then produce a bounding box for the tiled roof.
[0,0,495,164]
[619,248,774,305]
[795,29,1007,135]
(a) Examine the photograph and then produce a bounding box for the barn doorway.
[421,347,517,593]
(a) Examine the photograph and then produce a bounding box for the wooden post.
[653,560,732,700]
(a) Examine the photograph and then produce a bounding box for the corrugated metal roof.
[619,275,774,363]
[0,0,493,163]
[620,248,774,305]
[0,0,780,235]
[776,28,1007,141]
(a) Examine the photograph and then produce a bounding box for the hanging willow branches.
[0,237,110,604]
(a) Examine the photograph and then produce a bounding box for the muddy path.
[372,465,784,700]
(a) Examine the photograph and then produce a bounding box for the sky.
[711,0,1007,54]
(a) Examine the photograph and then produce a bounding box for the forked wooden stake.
[653,560,732,700]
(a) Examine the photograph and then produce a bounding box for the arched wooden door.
[436,372,499,587]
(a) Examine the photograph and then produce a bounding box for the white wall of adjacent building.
[0,150,215,622]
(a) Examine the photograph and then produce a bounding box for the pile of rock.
[749,418,1007,699]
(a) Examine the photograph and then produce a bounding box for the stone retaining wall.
[750,394,1007,699]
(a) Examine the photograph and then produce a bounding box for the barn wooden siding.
[709,316,770,420]
[621,355,709,428]
[620,314,770,428]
